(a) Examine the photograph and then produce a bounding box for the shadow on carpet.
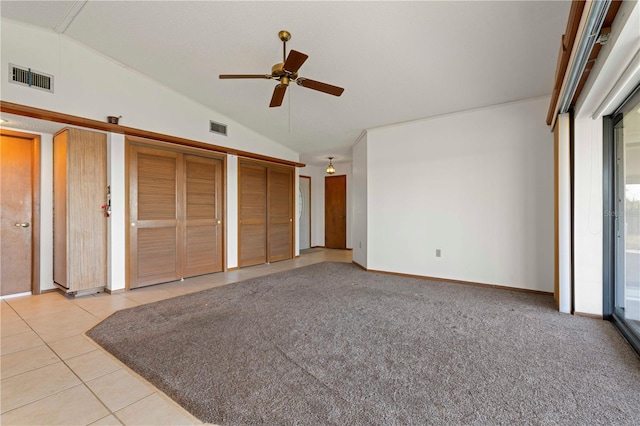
[86,262,640,425]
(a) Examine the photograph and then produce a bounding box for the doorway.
[0,130,40,297]
[299,176,311,250]
[325,175,346,249]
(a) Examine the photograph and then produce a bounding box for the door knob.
[14,222,30,228]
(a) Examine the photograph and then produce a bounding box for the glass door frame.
[603,85,640,354]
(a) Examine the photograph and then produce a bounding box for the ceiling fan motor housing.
[271,63,297,83]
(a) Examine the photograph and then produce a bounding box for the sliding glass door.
[609,88,640,352]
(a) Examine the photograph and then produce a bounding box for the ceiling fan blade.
[269,84,287,107]
[283,50,308,74]
[297,78,344,96]
[219,74,270,79]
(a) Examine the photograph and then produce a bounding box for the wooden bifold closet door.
[130,145,223,288]
[239,162,293,267]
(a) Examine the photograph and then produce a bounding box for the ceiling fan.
[219,30,344,107]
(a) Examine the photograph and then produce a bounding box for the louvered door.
[239,164,267,267]
[184,154,223,276]
[130,145,223,288]
[268,167,293,262]
[238,161,293,267]
[130,146,181,288]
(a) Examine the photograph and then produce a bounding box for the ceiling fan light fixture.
[326,157,336,175]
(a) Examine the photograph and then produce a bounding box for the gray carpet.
[86,262,640,425]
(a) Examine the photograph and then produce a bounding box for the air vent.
[209,120,227,136]
[9,64,54,93]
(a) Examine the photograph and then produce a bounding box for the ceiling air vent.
[209,120,227,136]
[9,64,54,93]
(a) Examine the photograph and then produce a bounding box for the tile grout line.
[0,295,118,422]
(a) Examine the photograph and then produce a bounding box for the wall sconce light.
[326,157,336,175]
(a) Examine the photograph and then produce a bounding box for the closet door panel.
[130,146,181,288]
[184,154,223,277]
[239,164,267,267]
[268,168,293,262]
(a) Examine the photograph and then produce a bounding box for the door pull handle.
[15,222,30,228]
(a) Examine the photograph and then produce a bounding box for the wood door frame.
[125,136,227,290]
[238,159,295,266]
[299,175,312,251]
[1,129,41,295]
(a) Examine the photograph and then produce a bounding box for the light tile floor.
[1,249,351,425]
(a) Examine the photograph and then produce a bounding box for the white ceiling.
[0,1,570,166]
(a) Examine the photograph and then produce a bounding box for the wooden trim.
[0,129,41,295]
[0,101,305,168]
[104,287,125,295]
[547,1,623,125]
[574,311,603,320]
[239,156,296,171]
[364,267,554,296]
[570,1,622,106]
[226,266,240,272]
[546,0,586,125]
[127,135,226,160]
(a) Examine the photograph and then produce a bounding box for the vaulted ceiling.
[1,1,570,165]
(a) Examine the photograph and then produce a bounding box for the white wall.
[38,131,54,292]
[1,19,302,290]
[572,117,605,314]
[364,97,554,292]
[107,133,126,291]
[556,114,572,313]
[352,132,368,268]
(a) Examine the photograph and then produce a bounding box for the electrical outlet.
[436,249,441,257]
